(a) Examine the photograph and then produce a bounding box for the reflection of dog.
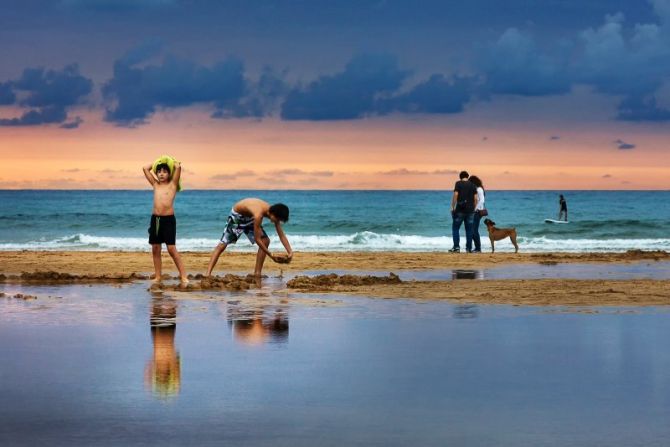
[483,219,519,253]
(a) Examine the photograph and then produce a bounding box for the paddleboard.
[544,219,569,224]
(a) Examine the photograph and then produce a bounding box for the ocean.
[1,190,669,252]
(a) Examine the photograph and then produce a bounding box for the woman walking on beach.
[469,175,486,253]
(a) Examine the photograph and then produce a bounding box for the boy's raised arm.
[171,161,181,186]
[143,163,157,186]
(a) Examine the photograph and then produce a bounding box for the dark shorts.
[148,214,177,245]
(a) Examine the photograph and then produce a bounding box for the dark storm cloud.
[60,116,84,129]
[281,54,409,120]
[0,65,92,127]
[617,94,670,122]
[60,0,177,12]
[477,28,571,97]
[615,139,636,150]
[382,75,475,114]
[14,65,92,108]
[467,1,670,121]
[211,67,288,120]
[0,82,15,105]
[0,106,67,126]
[4,1,670,126]
[103,50,262,126]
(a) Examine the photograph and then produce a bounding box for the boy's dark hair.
[155,163,170,174]
[269,203,290,222]
[459,170,469,180]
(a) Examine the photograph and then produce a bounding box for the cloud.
[617,94,670,121]
[379,168,458,175]
[477,27,571,96]
[382,74,475,114]
[0,82,15,105]
[0,65,92,127]
[210,174,238,181]
[266,168,334,177]
[470,4,670,121]
[615,139,636,150]
[60,116,83,129]
[0,106,67,126]
[209,170,257,182]
[212,67,288,120]
[549,135,561,140]
[281,53,410,120]
[103,46,264,126]
[61,168,83,173]
[61,0,177,12]
[602,173,613,178]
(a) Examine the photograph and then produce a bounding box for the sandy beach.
[1,250,668,275]
[1,250,669,306]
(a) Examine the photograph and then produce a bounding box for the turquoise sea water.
[1,190,669,252]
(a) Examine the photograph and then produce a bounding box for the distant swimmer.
[558,194,568,222]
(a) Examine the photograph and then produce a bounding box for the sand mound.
[150,274,261,292]
[0,270,149,283]
[287,273,401,291]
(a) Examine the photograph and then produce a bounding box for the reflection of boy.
[144,298,180,399]
[142,160,188,285]
[206,198,292,277]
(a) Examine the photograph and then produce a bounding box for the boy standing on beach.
[205,198,292,277]
[143,159,188,285]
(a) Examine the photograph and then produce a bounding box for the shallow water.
[2,282,670,446]
[300,261,670,281]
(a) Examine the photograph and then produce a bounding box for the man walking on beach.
[450,171,478,253]
[205,198,293,277]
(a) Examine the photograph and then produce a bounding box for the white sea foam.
[1,232,669,253]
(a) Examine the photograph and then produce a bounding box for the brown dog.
[483,218,519,253]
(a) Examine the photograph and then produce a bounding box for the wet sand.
[286,274,670,307]
[1,250,668,275]
[1,250,669,306]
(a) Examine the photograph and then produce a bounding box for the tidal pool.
[1,281,670,446]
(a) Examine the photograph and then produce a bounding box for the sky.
[0,0,669,190]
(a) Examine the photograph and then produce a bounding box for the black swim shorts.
[148,214,177,245]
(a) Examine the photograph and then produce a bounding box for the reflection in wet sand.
[451,269,484,280]
[453,304,479,319]
[228,304,289,346]
[144,297,180,399]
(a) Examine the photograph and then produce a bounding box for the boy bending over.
[143,160,188,285]
[206,198,292,277]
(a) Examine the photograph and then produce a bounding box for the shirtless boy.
[142,160,188,285]
[205,198,292,277]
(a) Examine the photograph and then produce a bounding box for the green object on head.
[151,155,182,192]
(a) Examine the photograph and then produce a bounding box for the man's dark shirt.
[454,180,477,213]
[560,197,567,211]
